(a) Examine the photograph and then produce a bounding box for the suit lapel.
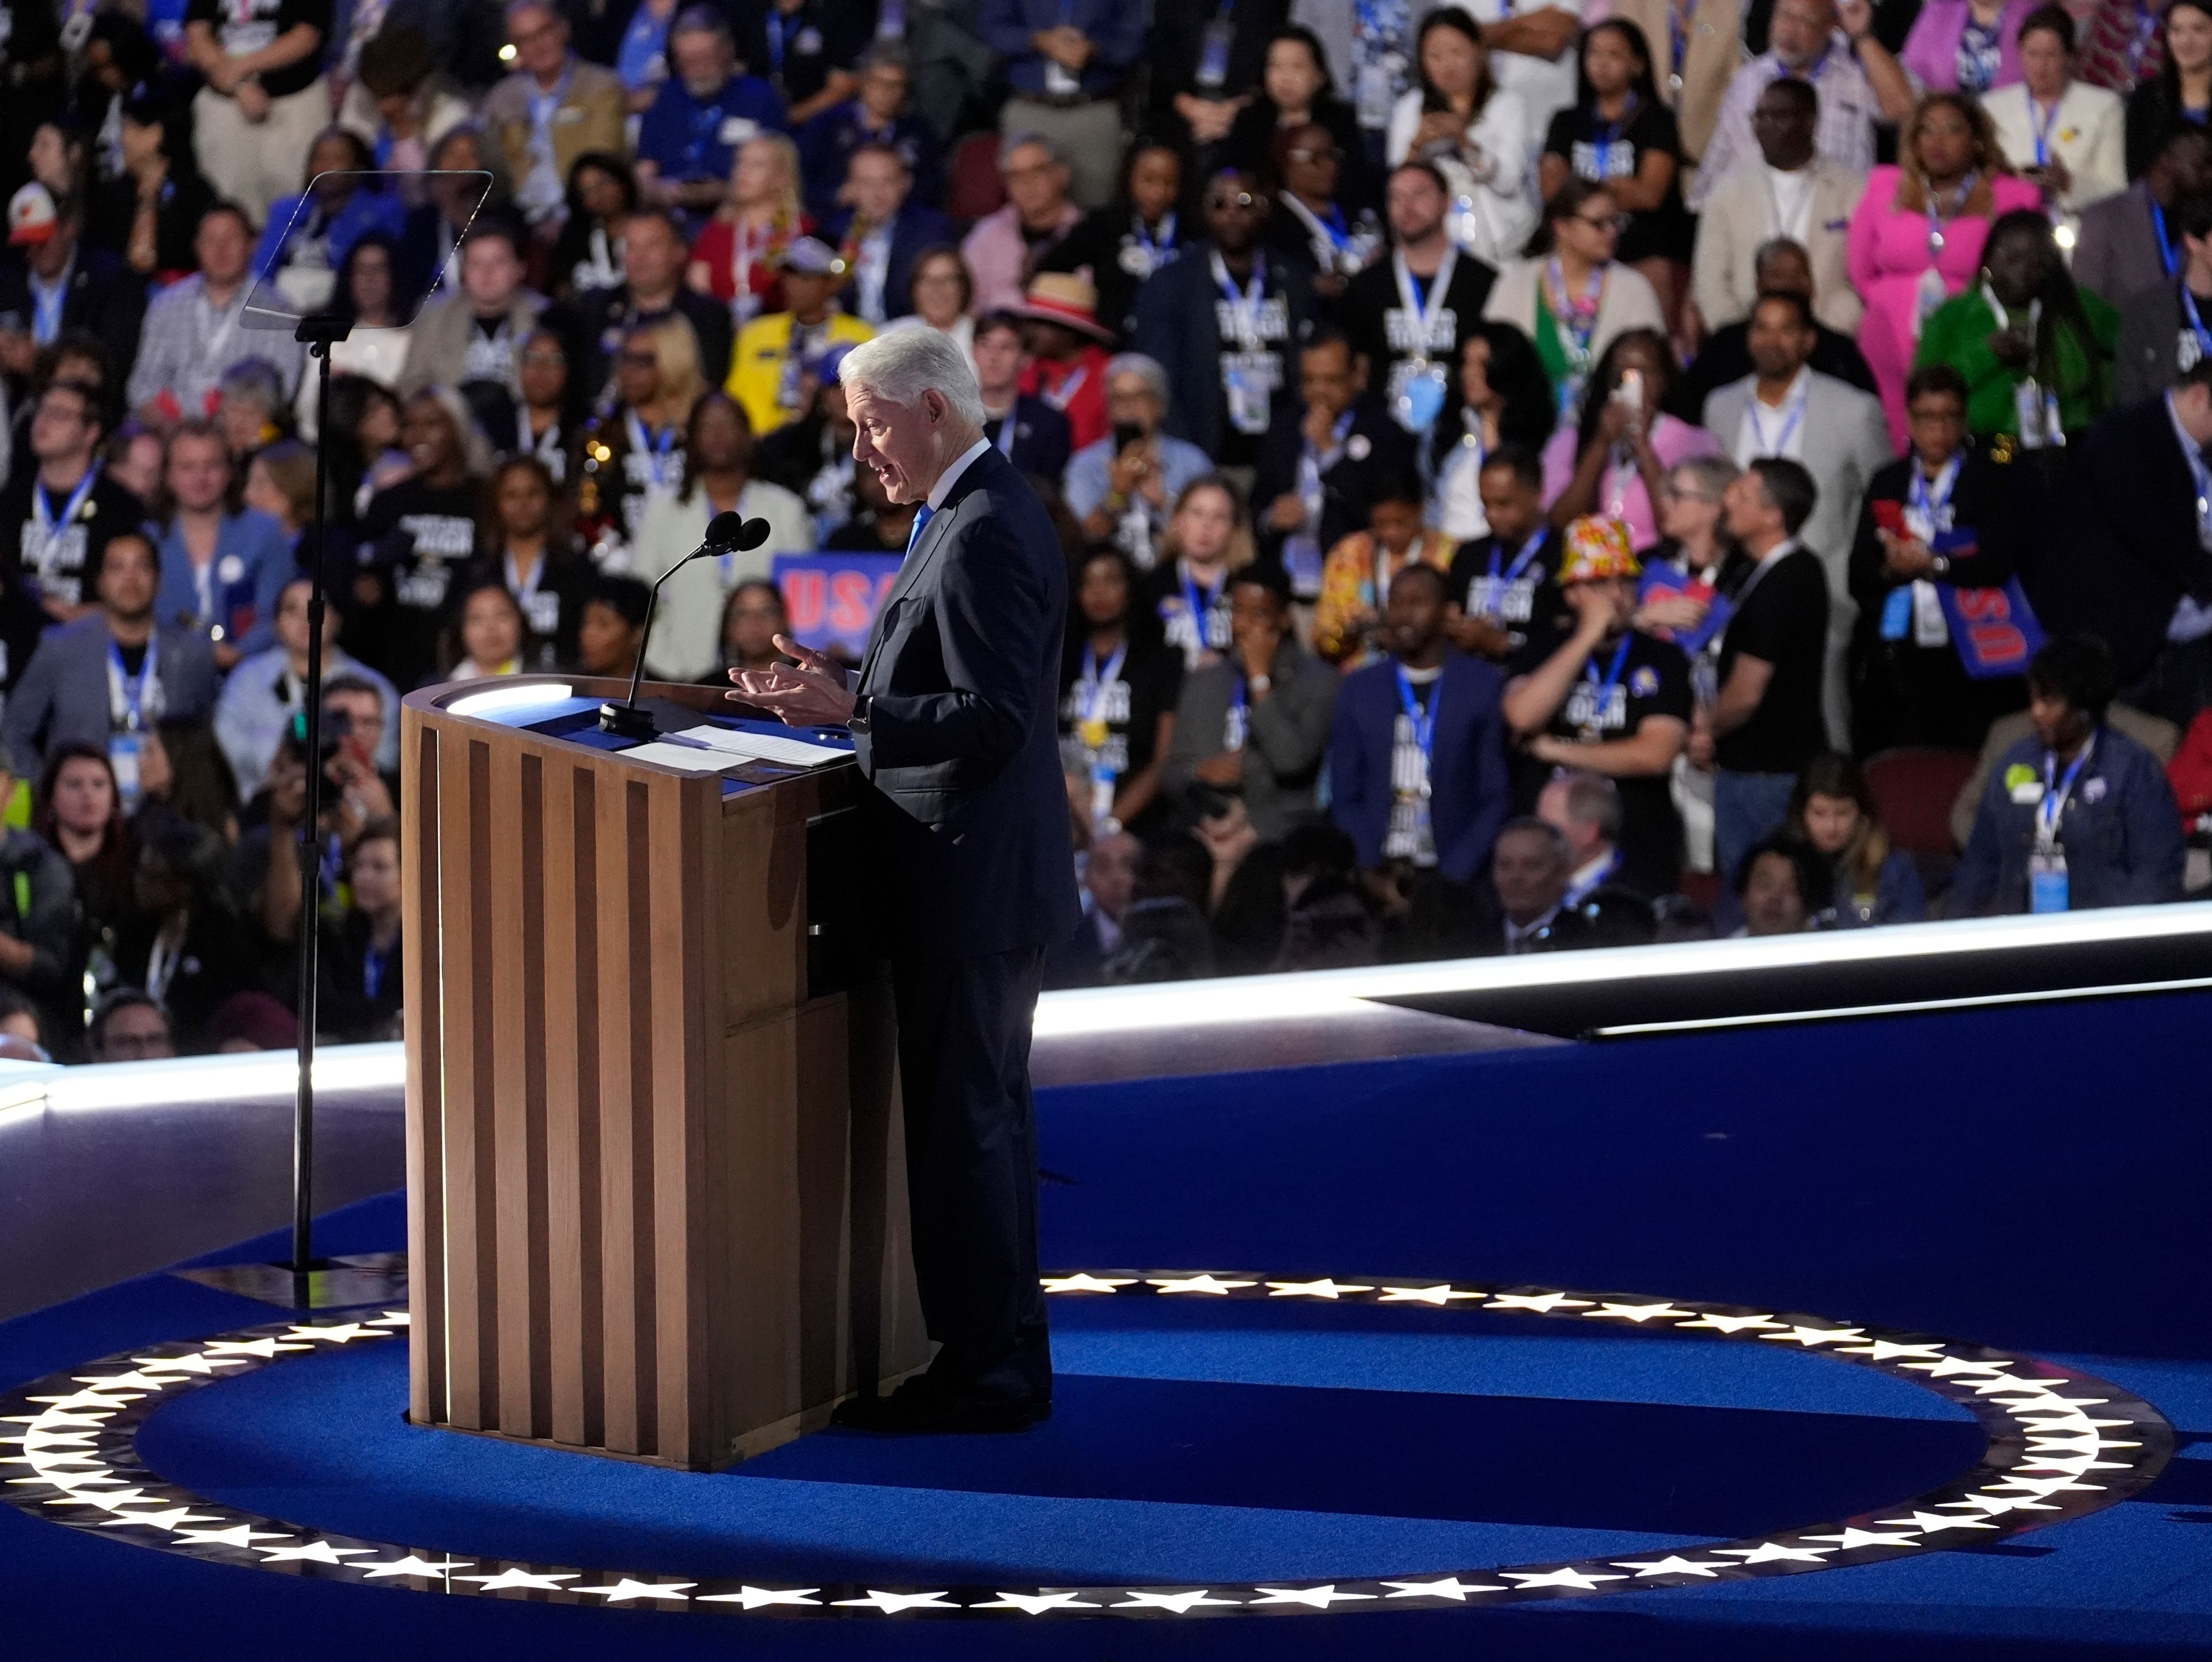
[858,449,999,686]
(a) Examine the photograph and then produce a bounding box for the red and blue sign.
[773,553,900,660]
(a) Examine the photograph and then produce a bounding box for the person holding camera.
[1064,355,1212,570]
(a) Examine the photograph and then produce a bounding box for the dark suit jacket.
[2043,394,2212,684]
[0,246,147,400]
[2072,184,2168,310]
[574,284,737,399]
[2114,280,2196,407]
[1673,319,1877,420]
[991,393,1071,485]
[1327,652,1510,883]
[823,201,957,324]
[851,445,1080,959]
[1130,238,1317,458]
[1846,447,2021,636]
[1250,394,1417,568]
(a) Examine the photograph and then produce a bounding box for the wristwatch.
[849,693,873,731]
[1929,554,1951,577]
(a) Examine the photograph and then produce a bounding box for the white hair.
[840,328,985,428]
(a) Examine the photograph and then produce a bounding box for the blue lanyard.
[1080,640,1126,719]
[1134,211,1175,256]
[1592,93,1637,154]
[2029,96,2059,167]
[766,9,787,74]
[363,939,392,1001]
[1668,1,1687,82]
[1925,172,1974,262]
[2039,740,2092,842]
[35,465,99,542]
[109,636,158,731]
[1748,382,1808,454]
[1394,663,1441,771]
[626,411,679,487]
[1182,565,1224,646]
[2153,200,2181,279]
[1488,528,1546,587]
[1907,453,1960,533]
[1583,631,1633,707]
[2186,286,2212,359]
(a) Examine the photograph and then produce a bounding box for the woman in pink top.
[1541,328,1721,548]
[1846,93,2043,444]
[1900,0,2035,94]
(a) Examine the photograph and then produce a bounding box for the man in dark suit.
[1251,328,1416,583]
[2071,126,2212,311]
[573,208,736,399]
[971,311,1072,485]
[819,143,955,328]
[730,327,1078,1434]
[0,187,146,407]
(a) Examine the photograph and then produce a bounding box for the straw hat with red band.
[1559,515,1642,585]
[1016,273,1115,344]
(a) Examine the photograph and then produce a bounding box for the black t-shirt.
[0,463,147,677]
[1040,208,1186,345]
[184,0,333,98]
[1510,624,1694,885]
[1446,528,1570,658]
[733,0,868,108]
[1339,251,1499,440]
[469,547,591,672]
[1542,98,1690,265]
[1058,631,1184,795]
[1714,545,1831,775]
[350,477,481,692]
[1138,559,1237,670]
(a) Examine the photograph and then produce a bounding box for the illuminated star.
[71,1371,182,1392]
[1380,1577,1506,1600]
[281,1323,381,1345]
[26,1390,139,1411]
[1878,1512,1997,1534]
[1584,1301,1686,1324]
[2027,1433,2141,1454]
[831,1589,960,1612]
[1715,1542,1834,1565]
[1377,1285,1483,1305]
[972,1591,1099,1614]
[1836,1341,1947,1363]
[1145,1276,1255,1296]
[1249,1585,1377,1607]
[259,1541,377,1566]
[1483,1292,1593,1313]
[1111,1589,1243,1612]
[1503,1567,1627,1591]
[202,1338,314,1360]
[370,1311,411,1327]
[695,1586,822,1608]
[1039,1274,1134,1295]
[457,1568,579,1592]
[574,1580,695,1602]
[46,1486,160,1511]
[1988,1474,2103,1497]
[98,1508,222,1532]
[1968,1375,2055,1397]
[1613,1556,1730,1578]
[1675,1312,1781,1333]
[1899,1356,2016,1380]
[132,1352,250,1377]
[173,1524,291,1550]
[4,1413,106,1430]
[1266,1280,1373,1300]
[1760,1326,1867,1348]
[1941,1493,2058,1517]
[355,1555,474,1580]
[1802,1528,1919,1550]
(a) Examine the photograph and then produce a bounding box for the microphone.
[598,512,769,738]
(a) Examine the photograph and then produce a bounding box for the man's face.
[2162,135,2212,199]
[577,598,640,673]
[1493,829,1568,924]
[1537,780,1603,863]
[508,2,567,78]
[1002,143,1066,221]
[1104,372,1161,434]
[1387,169,1446,245]
[328,689,384,761]
[1753,245,1813,298]
[29,387,94,464]
[1746,298,1815,380]
[1723,470,1777,540]
[98,1003,173,1061]
[1280,126,1340,202]
[1085,832,1140,920]
[848,383,944,504]
[1477,465,1540,544]
[1743,851,1809,935]
[31,218,77,279]
[858,60,908,119]
[1204,175,1265,254]
[847,151,908,223]
[1751,86,1816,168]
[1298,341,1358,418]
[1767,0,1836,68]
[1228,582,1286,659]
[520,335,566,407]
[166,433,230,514]
[1574,575,1637,632]
[98,537,158,620]
[782,269,835,319]
[622,215,685,295]
[971,325,1024,393]
[1382,570,1445,655]
[196,212,251,287]
[669,26,730,95]
[463,236,524,313]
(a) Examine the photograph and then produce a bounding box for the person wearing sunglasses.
[1482,177,1664,421]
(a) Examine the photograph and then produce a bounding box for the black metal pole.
[291,331,341,1280]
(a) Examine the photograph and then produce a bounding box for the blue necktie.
[906,502,934,555]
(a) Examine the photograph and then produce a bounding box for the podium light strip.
[0,1276,2171,1621]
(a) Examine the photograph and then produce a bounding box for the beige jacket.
[482,59,627,216]
[1602,0,1744,170]
[1691,154,1866,335]
[397,289,548,400]
[1482,256,1666,367]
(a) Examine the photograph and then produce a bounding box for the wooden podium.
[399,675,927,1470]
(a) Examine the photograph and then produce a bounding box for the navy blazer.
[823,202,958,325]
[851,445,1081,959]
[1328,652,1510,883]
[994,393,1072,485]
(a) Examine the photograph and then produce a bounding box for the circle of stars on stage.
[0,1275,2173,1620]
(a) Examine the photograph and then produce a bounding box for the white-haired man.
[732,325,1077,1435]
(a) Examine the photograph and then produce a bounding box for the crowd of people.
[0,0,2209,1045]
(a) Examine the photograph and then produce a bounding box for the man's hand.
[1565,580,1616,638]
[1880,526,1936,579]
[1838,0,1875,39]
[1637,591,1708,633]
[728,633,858,726]
[1447,608,1513,657]
[1193,750,1245,787]
[1687,706,1715,769]
[236,79,272,122]
[1265,491,1309,532]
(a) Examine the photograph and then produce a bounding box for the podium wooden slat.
[402,677,927,1469]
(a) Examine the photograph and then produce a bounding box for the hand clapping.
[728,635,859,726]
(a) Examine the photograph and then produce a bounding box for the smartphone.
[1112,421,1145,456]
[1612,367,1643,409]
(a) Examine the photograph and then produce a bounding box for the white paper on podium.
[673,725,850,768]
[623,742,747,773]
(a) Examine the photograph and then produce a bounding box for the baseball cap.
[8,184,58,247]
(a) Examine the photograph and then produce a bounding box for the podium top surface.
[403,675,855,799]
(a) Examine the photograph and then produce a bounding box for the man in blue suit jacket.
[1329,563,1510,883]
[730,327,1078,1434]
[820,144,956,328]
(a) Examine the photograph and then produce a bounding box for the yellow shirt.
[1313,529,1456,667]
[726,310,876,436]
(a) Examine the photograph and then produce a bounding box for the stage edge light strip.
[1590,976,2212,1037]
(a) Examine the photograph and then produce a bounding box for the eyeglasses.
[1206,191,1262,211]
[1908,405,1967,424]
[1660,483,1717,502]
[1285,146,1343,164]
[1570,211,1631,234]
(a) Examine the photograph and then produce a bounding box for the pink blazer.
[1899,0,2031,92]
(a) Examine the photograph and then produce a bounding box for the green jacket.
[1914,285,2120,442]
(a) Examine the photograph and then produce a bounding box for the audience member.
[154,421,290,669]
[546,155,637,307]
[2070,124,2212,308]
[0,377,147,648]
[0,187,146,405]
[896,246,976,355]
[0,750,81,1048]
[1736,828,1823,933]
[728,236,874,437]
[799,43,944,221]
[479,455,591,670]
[1042,828,1138,989]
[1264,122,1382,305]
[983,0,1144,207]
[1953,634,2186,910]
[1385,9,1539,270]
[184,0,334,227]
[88,988,175,1062]
[1013,272,1116,454]
[207,990,300,1052]
[1139,474,1253,670]
[1899,0,2033,95]
[1691,79,1868,338]
[1160,562,1338,839]
[711,576,787,677]
[443,579,528,681]
[119,808,249,1050]
[1427,321,1558,540]
[1471,815,1589,952]
[822,144,956,329]
[2123,0,2212,180]
[1040,142,1186,344]
[1847,93,2044,442]
[1271,822,1381,972]
[1505,517,1694,890]
[961,135,1082,314]
[1847,363,2027,754]
[1638,453,1745,657]
[89,88,217,284]
[634,7,786,221]
[687,133,812,330]
[339,28,474,195]
[967,313,1071,489]
[1064,354,1210,566]
[596,318,704,545]
[734,0,870,129]
[579,575,652,679]
[1984,6,2126,218]
[579,207,737,399]
[398,220,546,441]
[351,388,487,693]
[1537,769,1643,910]
[1486,178,1667,422]
[2115,187,2212,405]
[1059,547,1183,838]
[823,462,917,552]
[217,577,396,801]
[1915,208,2117,446]
[1544,329,1720,546]
[1314,469,1457,669]
[253,132,406,317]
[1255,329,1416,591]
[129,205,305,426]
[1679,237,1881,415]
[1226,26,1368,210]
[1785,751,1928,925]
[483,0,627,232]
[755,337,859,538]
